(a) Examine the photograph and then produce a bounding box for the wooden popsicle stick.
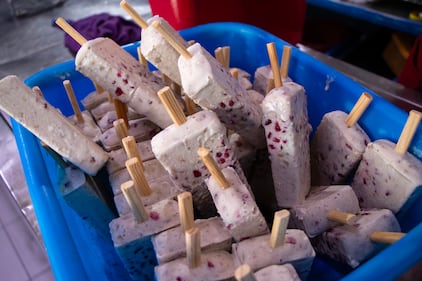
[125,157,152,196]
[184,95,197,116]
[121,180,149,223]
[280,46,292,79]
[120,0,148,29]
[266,42,282,88]
[137,46,148,66]
[113,118,128,140]
[215,47,225,66]
[157,86,187,126]
[93,82,104,94]
[107,92,114,103]
[223,46,230,69]
[55,17,87,46]
[32,86,44,98]
[178,192,195,232]
[234,264,257,281]
[113,98,129,128]
[197,147,230,189]
[266,78,275,94]
[230,68,239,80]
[122,135,143,169]
[171,82,182,97]
[269,209,290,248]
[327,210,357,225]
[369,231,405,244]
[151,20,192,59]
[345,92,373,127]
[63,80,84,123]
[395,110,422,154]
[186,227,201,269]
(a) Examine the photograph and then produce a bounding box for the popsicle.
[120,0,188,86]
[351,110,422,213]
[109,189,180,281]
[261,43,312,208]
[154,226,236,281]
[99,117,161,151]
[55,17,173,129]
[151,86,247,217]
[199,147,268,241]
[0,75,108,175]
[152,20,266,148]
[311,92,372,186]
[152,192,232,264]
[107,138,154,175]
[62,80,102,143]
[235,264,301,281]
[253,46,293,95]
[288,185,361,238]
[80,82,108,110]
[232,210,315,280]
[313,208,402,268]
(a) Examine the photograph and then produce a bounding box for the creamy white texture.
[67,111,102,143]
[99,118,161,151]
[107,140,155,175]
[114,175,182,216]
[96,109,144,131]
[232,229,315,280]
[141,16,188,85]
[154,251,235,281]
[255,264,301,281]
[0,75,108,175]
[205,167,268,241]
[311,110,370,186]
[313,208,401,268]
[81,90,108,110]
[289,185,360,238]
[109,198,180,247]
[261,82,312,207]
[152,217,232,264]
[253,65,293,95]
[178,43,265,148]
[75,37,172,128]
[110,158,170,195]
[351,139,422,213]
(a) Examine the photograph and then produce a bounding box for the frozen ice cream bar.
[96,109,144,131]
[155,250,235,281]
[74,37,173,129]
[110,158,170,195]
[141,16,189,85]
[109,198,180,281]
[261,81,312,207]
[235,264,301,281]
[203,163,269,241]
[90,100,115,121]
[58,165,115,236]
[152,217,232,264]
[173,41,265,148]
[67,111,102,143]
[311,93,372,186]
[107,140,154,175]
[81,88,108,110]
[247,89,264,105]
[289,185,360,238]
[232,229,315,280]
[99,118,161,151]
[151,87,246,217]
[352,139,422,213]
[114,175,182,216]
[313,208,401,268]
[0,75,108,175]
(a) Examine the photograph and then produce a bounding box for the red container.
[148,0,306,44]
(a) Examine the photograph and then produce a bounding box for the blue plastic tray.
[12,22,422,281]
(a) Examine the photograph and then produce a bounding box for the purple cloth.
[55,13,142,56]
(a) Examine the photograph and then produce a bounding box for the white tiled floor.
[0,179,55,281]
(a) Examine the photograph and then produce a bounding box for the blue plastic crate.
[11,22,422,281]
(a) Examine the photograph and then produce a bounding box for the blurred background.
[0,0,421,280]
